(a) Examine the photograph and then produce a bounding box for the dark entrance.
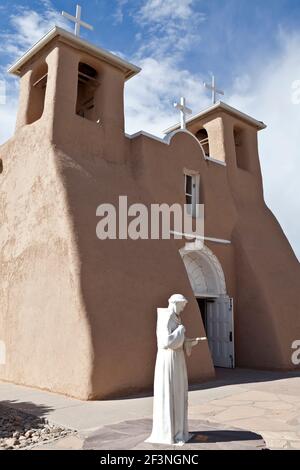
[197,297,216,332]
[197,298,207,331]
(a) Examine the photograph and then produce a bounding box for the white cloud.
[139,0,195,22]
[125,0,207,137]
[134,0,205,59]
[0,93,17,143]
[2,3,68,58]
[113,0,128,24]
[125,57,210,136]
[0,80,6,105]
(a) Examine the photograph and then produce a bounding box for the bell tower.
[9,26,140,162]
[0,25,142,399]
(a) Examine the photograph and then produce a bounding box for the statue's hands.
[186,337,206,346]
[184,337,207,356]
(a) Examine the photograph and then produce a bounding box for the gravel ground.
[0,405,74,450]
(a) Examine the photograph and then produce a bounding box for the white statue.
[146,294,206,446]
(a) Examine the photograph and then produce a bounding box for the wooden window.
[185,173,200,217]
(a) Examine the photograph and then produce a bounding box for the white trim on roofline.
[125,130,227,167]
[125,131,167,145]
[164,101,267,133]
[8,26,141,80]
[205,156,227,166]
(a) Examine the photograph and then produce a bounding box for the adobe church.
[0,24,299,400]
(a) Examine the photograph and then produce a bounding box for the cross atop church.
[203,75,224,105]
[62,4,94,37]
[174,97,192,130]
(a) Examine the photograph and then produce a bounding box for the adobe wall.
[223,115,300,370]
[52,131,217,399]
[0,123,217,399]
[0,124,94,399]
[185,111,300,371]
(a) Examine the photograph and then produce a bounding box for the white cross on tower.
[203,75,224,105]
[174,97,192,130]
[62,4,94,37]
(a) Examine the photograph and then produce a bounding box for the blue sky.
[1,1,300,86]
[0,0,300,258]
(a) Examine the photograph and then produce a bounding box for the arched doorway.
[181,246,235,368]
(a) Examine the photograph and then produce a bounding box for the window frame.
[184,171,200,218]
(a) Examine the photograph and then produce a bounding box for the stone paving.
[82,418,266,451]
[187,370,300,449]
[1,368,300,450]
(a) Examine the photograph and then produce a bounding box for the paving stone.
[209,400,256,410]
[224,391,277,402]
[83,419,266,451]
[33,435,84,450]
[290,441,300,450]
[255,401,293,410]
[278,394,300,404]
[262,431,300,443]
[213,405,266,422]
[105,419,152,435]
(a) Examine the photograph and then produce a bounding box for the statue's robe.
[146,308,190,445]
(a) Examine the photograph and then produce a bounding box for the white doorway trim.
[180,245,235,368]
[180,245,226,298]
